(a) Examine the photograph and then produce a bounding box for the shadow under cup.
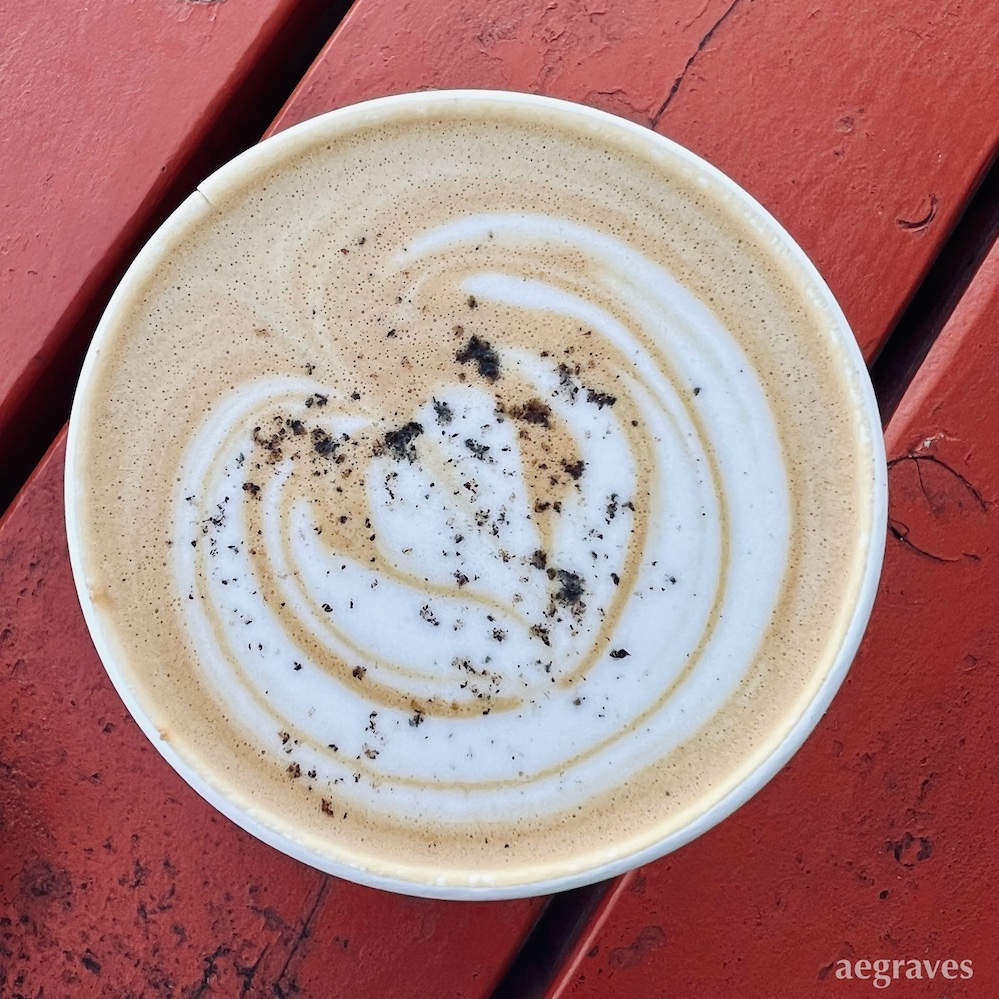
[65,90,887,899]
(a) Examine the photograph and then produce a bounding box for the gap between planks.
[871,144,999,423]
[0,0,353,518]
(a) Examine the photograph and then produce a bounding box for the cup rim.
[65,88,887,900]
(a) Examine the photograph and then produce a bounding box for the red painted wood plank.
[0,0,342,509]
[0,434,545,997]
[271,0,999,362]
[541,242,999,998]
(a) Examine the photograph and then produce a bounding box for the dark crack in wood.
[652,0,743,125]
[888,453,988,562]
[272,879,330,998]
[896,193,938,231]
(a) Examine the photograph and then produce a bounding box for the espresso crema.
[68,94,882,894]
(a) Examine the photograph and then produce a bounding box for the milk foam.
[172,213,789,824]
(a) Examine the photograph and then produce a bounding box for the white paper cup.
[66,91,886,899]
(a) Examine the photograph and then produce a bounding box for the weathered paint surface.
[542,242,999,998]
[273,0,999,360]
[0,0,339,506]
[0,434,545,997]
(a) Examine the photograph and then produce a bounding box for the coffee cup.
[66,90,886,898]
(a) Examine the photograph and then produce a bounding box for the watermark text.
[834,959,972,988]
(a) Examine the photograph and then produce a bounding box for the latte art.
[67,93,884,895]
[174,213,789,824]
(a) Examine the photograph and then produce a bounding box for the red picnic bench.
[3,1,998,995]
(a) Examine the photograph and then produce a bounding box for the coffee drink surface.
[67,93,884,896]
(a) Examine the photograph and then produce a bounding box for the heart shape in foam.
[334,375,635,698]
[169,212,789,817]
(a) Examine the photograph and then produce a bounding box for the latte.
[66,92,885,897]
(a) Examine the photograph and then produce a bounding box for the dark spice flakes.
[553,569,585,607]
[464,438,490,461]
[433,398,453,425]
[455,335,500,382]
[507,398,551,427]
[312,427,339,458]
[585,387,616,409]
[382,421,424,462]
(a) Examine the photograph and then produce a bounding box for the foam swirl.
[171,213,789,826]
